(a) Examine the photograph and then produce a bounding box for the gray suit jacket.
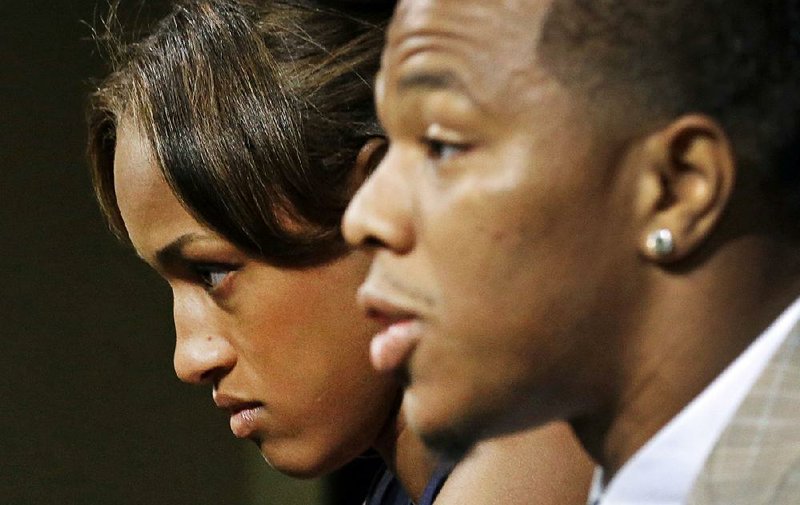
[687,320,800,505]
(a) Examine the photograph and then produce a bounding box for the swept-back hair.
[89,0,389,266]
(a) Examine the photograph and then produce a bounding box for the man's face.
[343,0,642,456]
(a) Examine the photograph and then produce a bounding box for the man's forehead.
[382,0,554,104]
[389,0,552,42]
[385,0,552,77]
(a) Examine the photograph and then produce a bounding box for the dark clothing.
[364,462,452,505]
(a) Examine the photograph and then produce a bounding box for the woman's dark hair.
[88,0,390,266]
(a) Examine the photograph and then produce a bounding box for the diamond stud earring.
[646,228,675,257]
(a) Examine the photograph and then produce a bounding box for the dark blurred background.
[0,1,378,503]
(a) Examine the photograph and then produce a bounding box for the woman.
[88,0,593,503]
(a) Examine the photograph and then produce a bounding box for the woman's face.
[112,118,398,477]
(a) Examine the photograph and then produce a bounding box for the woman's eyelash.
[190,263,236,291]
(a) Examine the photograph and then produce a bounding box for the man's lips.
[370,319,424,373]
[359,290,423,373]
[213,393,264,439]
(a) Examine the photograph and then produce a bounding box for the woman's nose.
[172,293,236,385]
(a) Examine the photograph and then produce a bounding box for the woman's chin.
[256,443,349,480]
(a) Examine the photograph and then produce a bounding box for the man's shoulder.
[688,322,800,504]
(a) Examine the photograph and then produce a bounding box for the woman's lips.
[229,405,264,439]
[214,394,264,439]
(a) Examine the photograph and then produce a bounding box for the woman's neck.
[372,411,439,503]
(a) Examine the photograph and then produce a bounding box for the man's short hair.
[540,0,800,220]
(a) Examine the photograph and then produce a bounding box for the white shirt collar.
[588,295,800,505]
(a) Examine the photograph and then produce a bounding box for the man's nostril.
[363,236,384,248]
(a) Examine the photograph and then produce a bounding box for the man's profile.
[344,0,800,502]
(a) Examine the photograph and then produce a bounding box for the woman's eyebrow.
[154,233,209,267]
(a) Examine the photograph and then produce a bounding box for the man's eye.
[424,138,469,163]
[192,264,234,292]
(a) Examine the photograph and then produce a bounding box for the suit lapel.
[687,321,800,505]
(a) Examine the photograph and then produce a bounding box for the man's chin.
[403,384,497,461]
[419,426,478,462]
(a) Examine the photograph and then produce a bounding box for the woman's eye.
[192,264,235,292]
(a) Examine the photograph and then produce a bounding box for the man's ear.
[634,115,736,262]
[349,136,388,194]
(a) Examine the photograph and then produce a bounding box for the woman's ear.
[349,136,388,193]
[634,115,736,262]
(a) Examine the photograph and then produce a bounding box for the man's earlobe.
[636,115,736,262]
[349,136,389,194]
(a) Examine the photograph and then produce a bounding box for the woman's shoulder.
[364,462,453,505]
[364,465,412,505]
[417,462,453,505]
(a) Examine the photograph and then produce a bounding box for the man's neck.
[573,236,800,480]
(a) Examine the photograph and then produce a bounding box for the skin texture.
[113,117,400,478]
[346,0,636,455]
[343,0,800,479]
[113,116,594,503]
[443,422,593,504]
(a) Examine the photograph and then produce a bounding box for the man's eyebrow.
[395,69,482,110]
[397,69,468,95]
[154,233,207,267]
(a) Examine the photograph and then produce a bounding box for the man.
[343,0,800,503]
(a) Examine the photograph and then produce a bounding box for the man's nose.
[342,145,415,254]
[172,292,236,385]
